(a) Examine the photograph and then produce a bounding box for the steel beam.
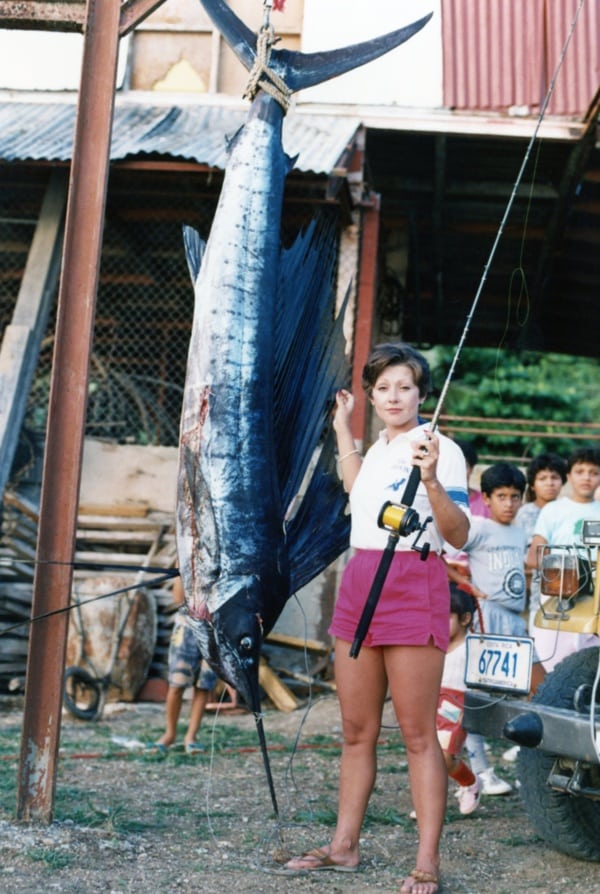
[0,0,164,34]
[351,191,380,443]
[17,0,122,822]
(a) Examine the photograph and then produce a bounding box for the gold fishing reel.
[377,500,432,560]
[378,500,421,537]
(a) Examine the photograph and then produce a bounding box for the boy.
[149,577,217,754]
[526,446,600,671]
[455,461,546,693]
[516,451,567,633]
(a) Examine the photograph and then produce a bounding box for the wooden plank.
[0,170,67,499]
[76,513,170,529]
[0,558,34,579]
[73,550,174,568]
[1,536,36,560]
[3,491,39,520]
[75,529,172,546]
[2,524,37,550]
[0,597,31,619]
[77,503,150,518]
[258,657,299,713]
[270,667,337,693]
[266,631,331,654]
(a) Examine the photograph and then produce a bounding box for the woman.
[284,343,470,894]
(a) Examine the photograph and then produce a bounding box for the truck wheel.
[63,666,103,721]
[517,646,600,861]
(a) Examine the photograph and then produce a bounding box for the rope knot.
[243,25,291,112]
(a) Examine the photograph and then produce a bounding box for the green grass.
[363,805,406,828]
[292,805,338,825]
[25,847,73,869]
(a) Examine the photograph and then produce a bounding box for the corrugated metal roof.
[442,0,599,116]
[0,98,361,175]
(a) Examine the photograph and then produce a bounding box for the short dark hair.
[567,446,600,474]
[480,462,526,496]
[525,452,567,500]
[454,439,478,470]
[449,583,476,620]
[361,342,431,399]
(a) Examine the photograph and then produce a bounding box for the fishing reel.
[377,500,432,560]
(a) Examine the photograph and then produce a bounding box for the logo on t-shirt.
[503,568,525,600]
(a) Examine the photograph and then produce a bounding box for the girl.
[434,584,481,815]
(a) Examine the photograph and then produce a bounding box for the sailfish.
[176,0,432,810]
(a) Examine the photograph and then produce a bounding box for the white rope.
[243,24,291,111]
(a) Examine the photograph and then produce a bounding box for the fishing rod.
[349,0,586,659]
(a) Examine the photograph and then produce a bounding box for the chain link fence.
[3,168,343,477]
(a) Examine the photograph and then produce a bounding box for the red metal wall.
[442,0,599,116]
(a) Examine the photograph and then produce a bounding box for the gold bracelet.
[338,449,360,463]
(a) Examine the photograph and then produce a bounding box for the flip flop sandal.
[144,742,168,756]
[400,867,440,893]
[282,847,359,874]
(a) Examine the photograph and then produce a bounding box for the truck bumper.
[463,690,600,765]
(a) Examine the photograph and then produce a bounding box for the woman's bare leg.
[284,638,387,870]
[385,643,445,894]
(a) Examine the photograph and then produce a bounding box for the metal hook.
[262,0,273,30]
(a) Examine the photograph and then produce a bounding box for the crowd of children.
[439,443,600,806]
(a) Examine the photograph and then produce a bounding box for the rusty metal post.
[351,191,380,443]
[17,0,122,821]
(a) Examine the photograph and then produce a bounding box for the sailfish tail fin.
[199,0,432,94]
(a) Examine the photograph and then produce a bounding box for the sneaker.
[456,776,482,815]
[502,745,520,762]
[478,767,512,795]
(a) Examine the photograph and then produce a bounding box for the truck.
[463,519,600,862]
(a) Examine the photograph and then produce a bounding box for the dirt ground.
[0,693,597,894]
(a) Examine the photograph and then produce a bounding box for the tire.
[517,647,600,861]
[63,666,103,721]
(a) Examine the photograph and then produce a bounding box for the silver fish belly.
[177,96,290,700]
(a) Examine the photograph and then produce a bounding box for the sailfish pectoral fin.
[199,0,433,95]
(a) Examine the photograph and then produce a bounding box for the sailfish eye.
[239,636,253,653]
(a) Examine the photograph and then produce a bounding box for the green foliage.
[425,347,600,460]
[26,847,73,869]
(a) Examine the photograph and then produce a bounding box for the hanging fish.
[176,0,432,786]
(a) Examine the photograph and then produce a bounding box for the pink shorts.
[329,549,450,651]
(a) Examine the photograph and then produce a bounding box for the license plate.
[465,634,533,695]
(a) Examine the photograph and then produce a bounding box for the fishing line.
[350,2,587,653]
[493,145,540,366]
[491,138,541,395]
[429,0,587,433]
[254,591,338,870]
[192,585,319,868]
[0,565,179,637]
